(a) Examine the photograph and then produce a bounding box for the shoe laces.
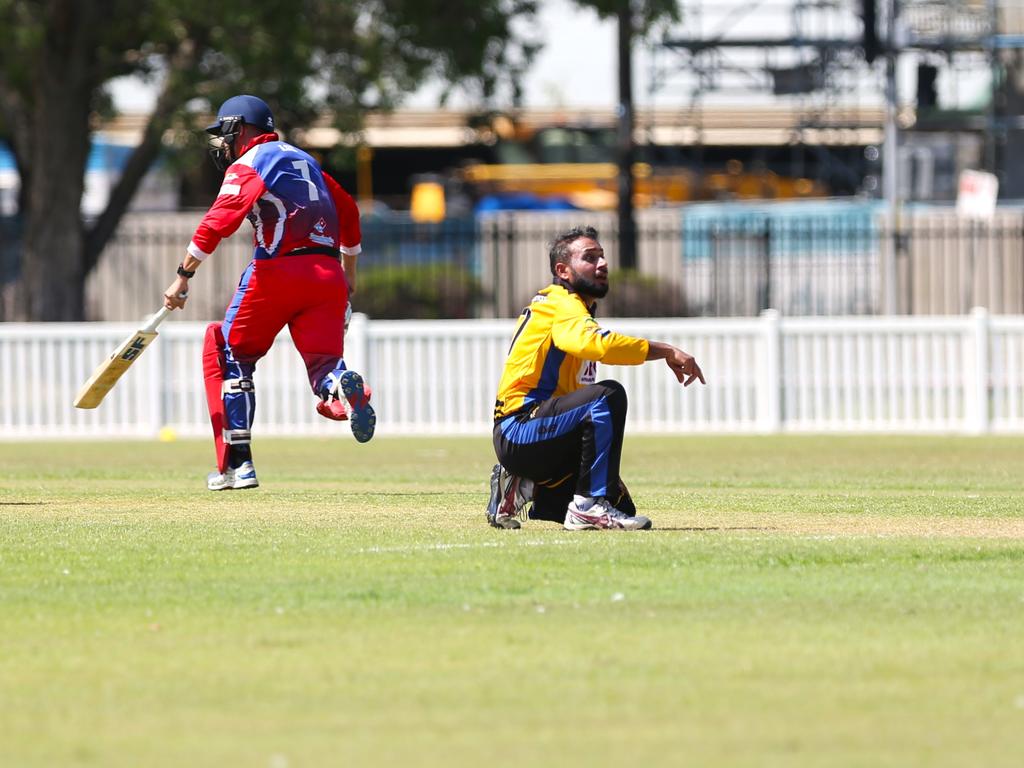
[322,372,342,400]
[512,481,536,524]
[510,497,530,522]
[589,497,627,520]
[498,473,532,521]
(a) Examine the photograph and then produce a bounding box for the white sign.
[956,170,998,220]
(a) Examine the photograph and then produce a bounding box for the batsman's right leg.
[219,351,257,477]
[203,322,258,490]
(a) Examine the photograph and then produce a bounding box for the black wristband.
[177,263,196,278]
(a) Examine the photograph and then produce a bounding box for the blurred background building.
[3,0,1024,322]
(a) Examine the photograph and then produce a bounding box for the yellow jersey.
[493,284,649,420]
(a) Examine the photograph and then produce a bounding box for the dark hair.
[548,226,599,276]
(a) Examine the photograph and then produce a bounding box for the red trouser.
[203,255,349,470]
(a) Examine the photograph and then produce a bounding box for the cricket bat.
[73,306,172,409]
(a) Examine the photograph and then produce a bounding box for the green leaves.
[2,0,540,153]
[1,0,542,319]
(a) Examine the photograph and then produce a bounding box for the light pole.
[882,0,901,315]
[617,3,637,271]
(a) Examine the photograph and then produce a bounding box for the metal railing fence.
[63,204,1024,322]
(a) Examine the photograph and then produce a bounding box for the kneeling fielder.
[487,226,704,531]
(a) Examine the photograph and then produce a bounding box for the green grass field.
[2,435,1023,767]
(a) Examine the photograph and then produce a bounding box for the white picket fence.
[2,309,1024,439]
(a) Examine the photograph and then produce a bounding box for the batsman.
[163,94,374,491]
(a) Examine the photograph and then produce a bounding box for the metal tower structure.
[646,0,1024,199]
[648,0,881,195]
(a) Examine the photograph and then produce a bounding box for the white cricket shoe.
[207,461,259,491]
[486,463,533,529]
[564,497,651,531]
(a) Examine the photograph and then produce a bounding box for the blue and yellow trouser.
[493,381,633,515]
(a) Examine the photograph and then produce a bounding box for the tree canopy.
[0,0,538,320]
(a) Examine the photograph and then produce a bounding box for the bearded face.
[568,268,609,299]
[552,236,611,301]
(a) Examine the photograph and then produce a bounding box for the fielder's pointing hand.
[646,341,706,387]
[668,351,705,387]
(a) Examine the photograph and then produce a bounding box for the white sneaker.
[486,464,533,529]
[207,461,259,491]
[564,497,651,531]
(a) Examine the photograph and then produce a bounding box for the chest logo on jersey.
[579,360,597,385]
[313,217,327,235]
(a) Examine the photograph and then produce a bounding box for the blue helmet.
[205,94,275,135]
[205,95,275,169]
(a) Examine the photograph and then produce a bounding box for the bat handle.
[143,306,172,333]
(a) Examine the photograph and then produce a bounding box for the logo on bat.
[120,337,148,361]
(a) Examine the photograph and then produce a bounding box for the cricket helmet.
[205,95,276,169]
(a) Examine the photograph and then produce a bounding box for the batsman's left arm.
[163,253,201,310]
[325,172,362,296]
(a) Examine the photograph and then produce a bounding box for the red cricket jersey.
[187,133,361,262]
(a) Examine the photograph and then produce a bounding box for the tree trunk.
[85,38,205,273]
[15,0,97,321]
[19,114,91,321]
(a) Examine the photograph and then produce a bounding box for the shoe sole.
[612,522,653,530]
[564,516,652,531]
[341,371,376,443]
[485,466,501,524]
[207,472,260,491]
[207,480,260,491]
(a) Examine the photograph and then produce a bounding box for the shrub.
[602,269,688,317]
[354,264,483,319]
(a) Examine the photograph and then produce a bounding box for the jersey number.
[292,160,320,201]
[508,308,532,353]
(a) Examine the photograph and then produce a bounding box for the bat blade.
[73,329,160,409]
